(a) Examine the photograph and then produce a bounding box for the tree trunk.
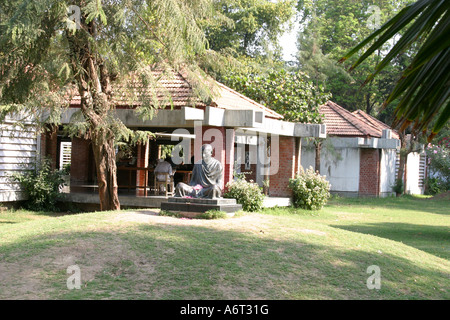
[91,130,121,211]
[314,139,321,173]
[396,132,407,197]
[66,20,121,211]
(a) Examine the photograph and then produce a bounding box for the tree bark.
[396,132,407,197]
[91,129,121,211]
[314,139,321,173]
[66,20,121,211]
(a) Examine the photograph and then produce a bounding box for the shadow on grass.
[0,218,449,300]
[331,222,450,259]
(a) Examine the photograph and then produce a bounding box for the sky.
[280,18,301,62]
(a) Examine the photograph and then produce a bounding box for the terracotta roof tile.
[320,101,387,138]
[67,70,283,119]
[352,109,399,139]
[212,82,283,119]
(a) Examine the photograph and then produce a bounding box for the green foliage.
[222,68,330,123]
[159,210,183,218]
[424,143,450,194]
[0,0,217,138]
[203,0,295,57]
[296,0,413,116]
[159,209,228,219]
[392,178,404,195]
[224,177,265,212]
[196,210,228,219]
[288,166,330,210]
[340,0,449,139]
[0,0,219,210]
[10,158,65,211]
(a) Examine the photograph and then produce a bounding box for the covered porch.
[46,71,326,209]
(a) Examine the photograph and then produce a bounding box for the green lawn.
[0,195,448,300]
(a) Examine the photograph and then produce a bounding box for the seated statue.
[174,144,223,199]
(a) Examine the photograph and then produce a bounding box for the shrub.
[10,158,65,211]
[196,210,228,219]
[288,166,331,210]
[392,178,404,195]
[224,177,265,212]
[425,143,449,194]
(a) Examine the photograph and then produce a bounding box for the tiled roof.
[67,70,205,108]
[211,82,283,119]
[320,101,396,138]
[352,109,399,139]
[67,70,283,119]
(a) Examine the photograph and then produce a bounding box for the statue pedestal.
[160,197,242,217]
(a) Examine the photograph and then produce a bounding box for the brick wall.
[70,137,91,187]
[40,127,58,170]
[269,136,296,197]
[136,142,149,196]
[359,149,381,196]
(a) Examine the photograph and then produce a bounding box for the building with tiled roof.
[51,70,327,203]
[302,100,401,197]
[320,101,383,138]
[66,70,284,120]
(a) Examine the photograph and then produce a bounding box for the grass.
[0,194,448,300]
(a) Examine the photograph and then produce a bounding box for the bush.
[224,177,265,212]
[425,143,449,194]
[288,166,331,210]
[196,210,228,220]
[11,158,65,211]
[392,178,404,195]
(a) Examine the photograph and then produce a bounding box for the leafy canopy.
[0,0,217,136]
[222,68,330,124]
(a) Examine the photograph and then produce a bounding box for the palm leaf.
[340,0,450,141]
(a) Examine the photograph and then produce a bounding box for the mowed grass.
[0,194,448,300]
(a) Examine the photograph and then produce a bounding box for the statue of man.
[174,144,223,199]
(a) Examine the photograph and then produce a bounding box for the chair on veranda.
[154,172,174,197]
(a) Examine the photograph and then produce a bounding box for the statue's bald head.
[201,144,213,162]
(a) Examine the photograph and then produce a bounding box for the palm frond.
[340,0,450,141]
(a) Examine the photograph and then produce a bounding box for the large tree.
[0,0,216,210]
[203,0,296,58]
[295,0,415,116]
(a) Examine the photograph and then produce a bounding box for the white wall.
[0,115,38,202]
[405,152,425,195]
[380,149,397,196]
[301,138,360,195]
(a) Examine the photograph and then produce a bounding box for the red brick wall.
[359,149,381,196]
[40,127,58,170]
[269,136,296,197]
[136,142,149,196]
[70,137,91,186]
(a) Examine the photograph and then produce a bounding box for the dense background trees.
[294,0,417,116]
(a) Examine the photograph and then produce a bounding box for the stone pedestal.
[160,197,242,217]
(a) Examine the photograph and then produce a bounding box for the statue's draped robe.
[175,159,223,198]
